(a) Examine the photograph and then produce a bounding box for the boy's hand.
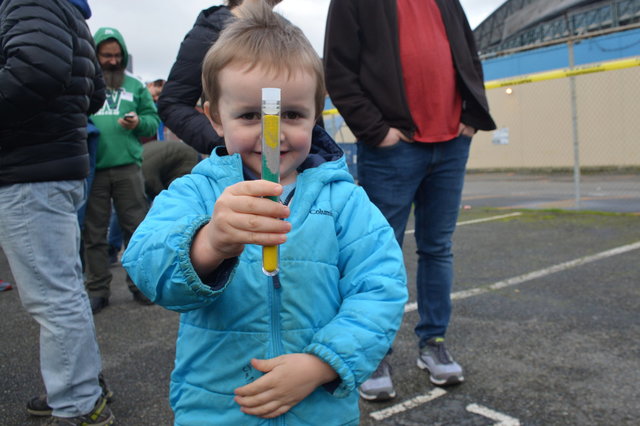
[234,354,338,419]
[191,180,291,276]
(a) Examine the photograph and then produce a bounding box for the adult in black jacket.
[324,0,496,401]
[0,0,105,184]
[158,0,282,155]
[0,0,114,423]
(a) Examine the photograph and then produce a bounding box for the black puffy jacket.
[157,6,233,155]
[0,0,106,185]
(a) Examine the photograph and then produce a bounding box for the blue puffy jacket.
[123,128,407,425]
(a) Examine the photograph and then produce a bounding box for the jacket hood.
[66,0,91,18]
[299,125,344,171]
[196,5,234,30]
[93,27,129,67]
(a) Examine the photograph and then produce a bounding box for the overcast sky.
[87,0,507,82]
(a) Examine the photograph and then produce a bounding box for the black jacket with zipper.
[157,6,234,155]
[324,0,496,146]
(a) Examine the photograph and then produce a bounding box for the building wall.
[482,27,640,81]
[469,65,640,170]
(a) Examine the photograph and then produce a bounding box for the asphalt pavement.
[1,172,638,425]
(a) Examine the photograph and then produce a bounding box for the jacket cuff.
[177,216,231,298]
[201,257,239,290]
[322,377,343,394]
[304,343,355,398]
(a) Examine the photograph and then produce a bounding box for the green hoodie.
[91,27,160,169]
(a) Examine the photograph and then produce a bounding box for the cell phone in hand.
[123,112,136,120]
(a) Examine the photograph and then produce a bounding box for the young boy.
[122,3,407,424]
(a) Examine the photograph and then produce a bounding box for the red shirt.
[397,0,462,142]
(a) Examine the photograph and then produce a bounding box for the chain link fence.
[473,53,640,210]
[323,52,640,212]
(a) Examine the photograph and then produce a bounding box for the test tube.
[261,88,281,276]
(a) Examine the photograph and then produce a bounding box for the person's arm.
[121,174,226,311]
[323,0,389,146]
[132,84,160,138]
[88,63,106,116]
[0,1,73,121]
[455,0,485,84]
[190,180,290,278]
[451,0,496,132]
[234,354,338,419]
[233,185,407,418]
[122,176,290,310]
[157,13,226,154]
[303,185,408,396]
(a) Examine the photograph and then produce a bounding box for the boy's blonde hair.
[202,1,325,118]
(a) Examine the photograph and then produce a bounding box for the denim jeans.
[0,180,102,416]
[77,123,100,229]
[357,135,472,347]
[107,206,123,251]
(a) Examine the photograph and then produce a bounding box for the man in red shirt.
[324,0,496,401]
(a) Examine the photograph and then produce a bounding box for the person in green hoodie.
[84,27,160,314]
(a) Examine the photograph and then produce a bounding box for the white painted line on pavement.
[451,240,640,301]
[405,240,640,313]
[404,212,522,235]
[466,403,521,425]
[457,212,523,226]
[369,388,447,421]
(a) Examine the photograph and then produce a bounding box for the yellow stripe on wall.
[484,56,640,89]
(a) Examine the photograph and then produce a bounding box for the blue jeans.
[0,180,102,416]
[107,206,122,251]
[357,135,472,347]
[77,123,100,229]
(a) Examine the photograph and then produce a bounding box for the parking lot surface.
[1,173,638,425]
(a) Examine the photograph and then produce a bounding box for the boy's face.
[206,63,316,185]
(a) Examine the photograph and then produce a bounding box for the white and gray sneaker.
[359,358,396,401]
[417,337,464,386]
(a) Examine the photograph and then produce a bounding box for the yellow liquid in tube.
[261,90,280,276]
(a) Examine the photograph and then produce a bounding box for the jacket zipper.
[267,188,295,426]
[267,277,285,426]
[269,277,284,355]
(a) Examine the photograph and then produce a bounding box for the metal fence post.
[568,39,582,210]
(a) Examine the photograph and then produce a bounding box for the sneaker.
[43,395,114,425]
[0,280,12,291]
[89,296,109,314]
[417,337,464,386]
[26,394,52,417]
[27,373,113,417]
[98,373,114,403]
[107,246,120,267]
[358,358,396,401]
